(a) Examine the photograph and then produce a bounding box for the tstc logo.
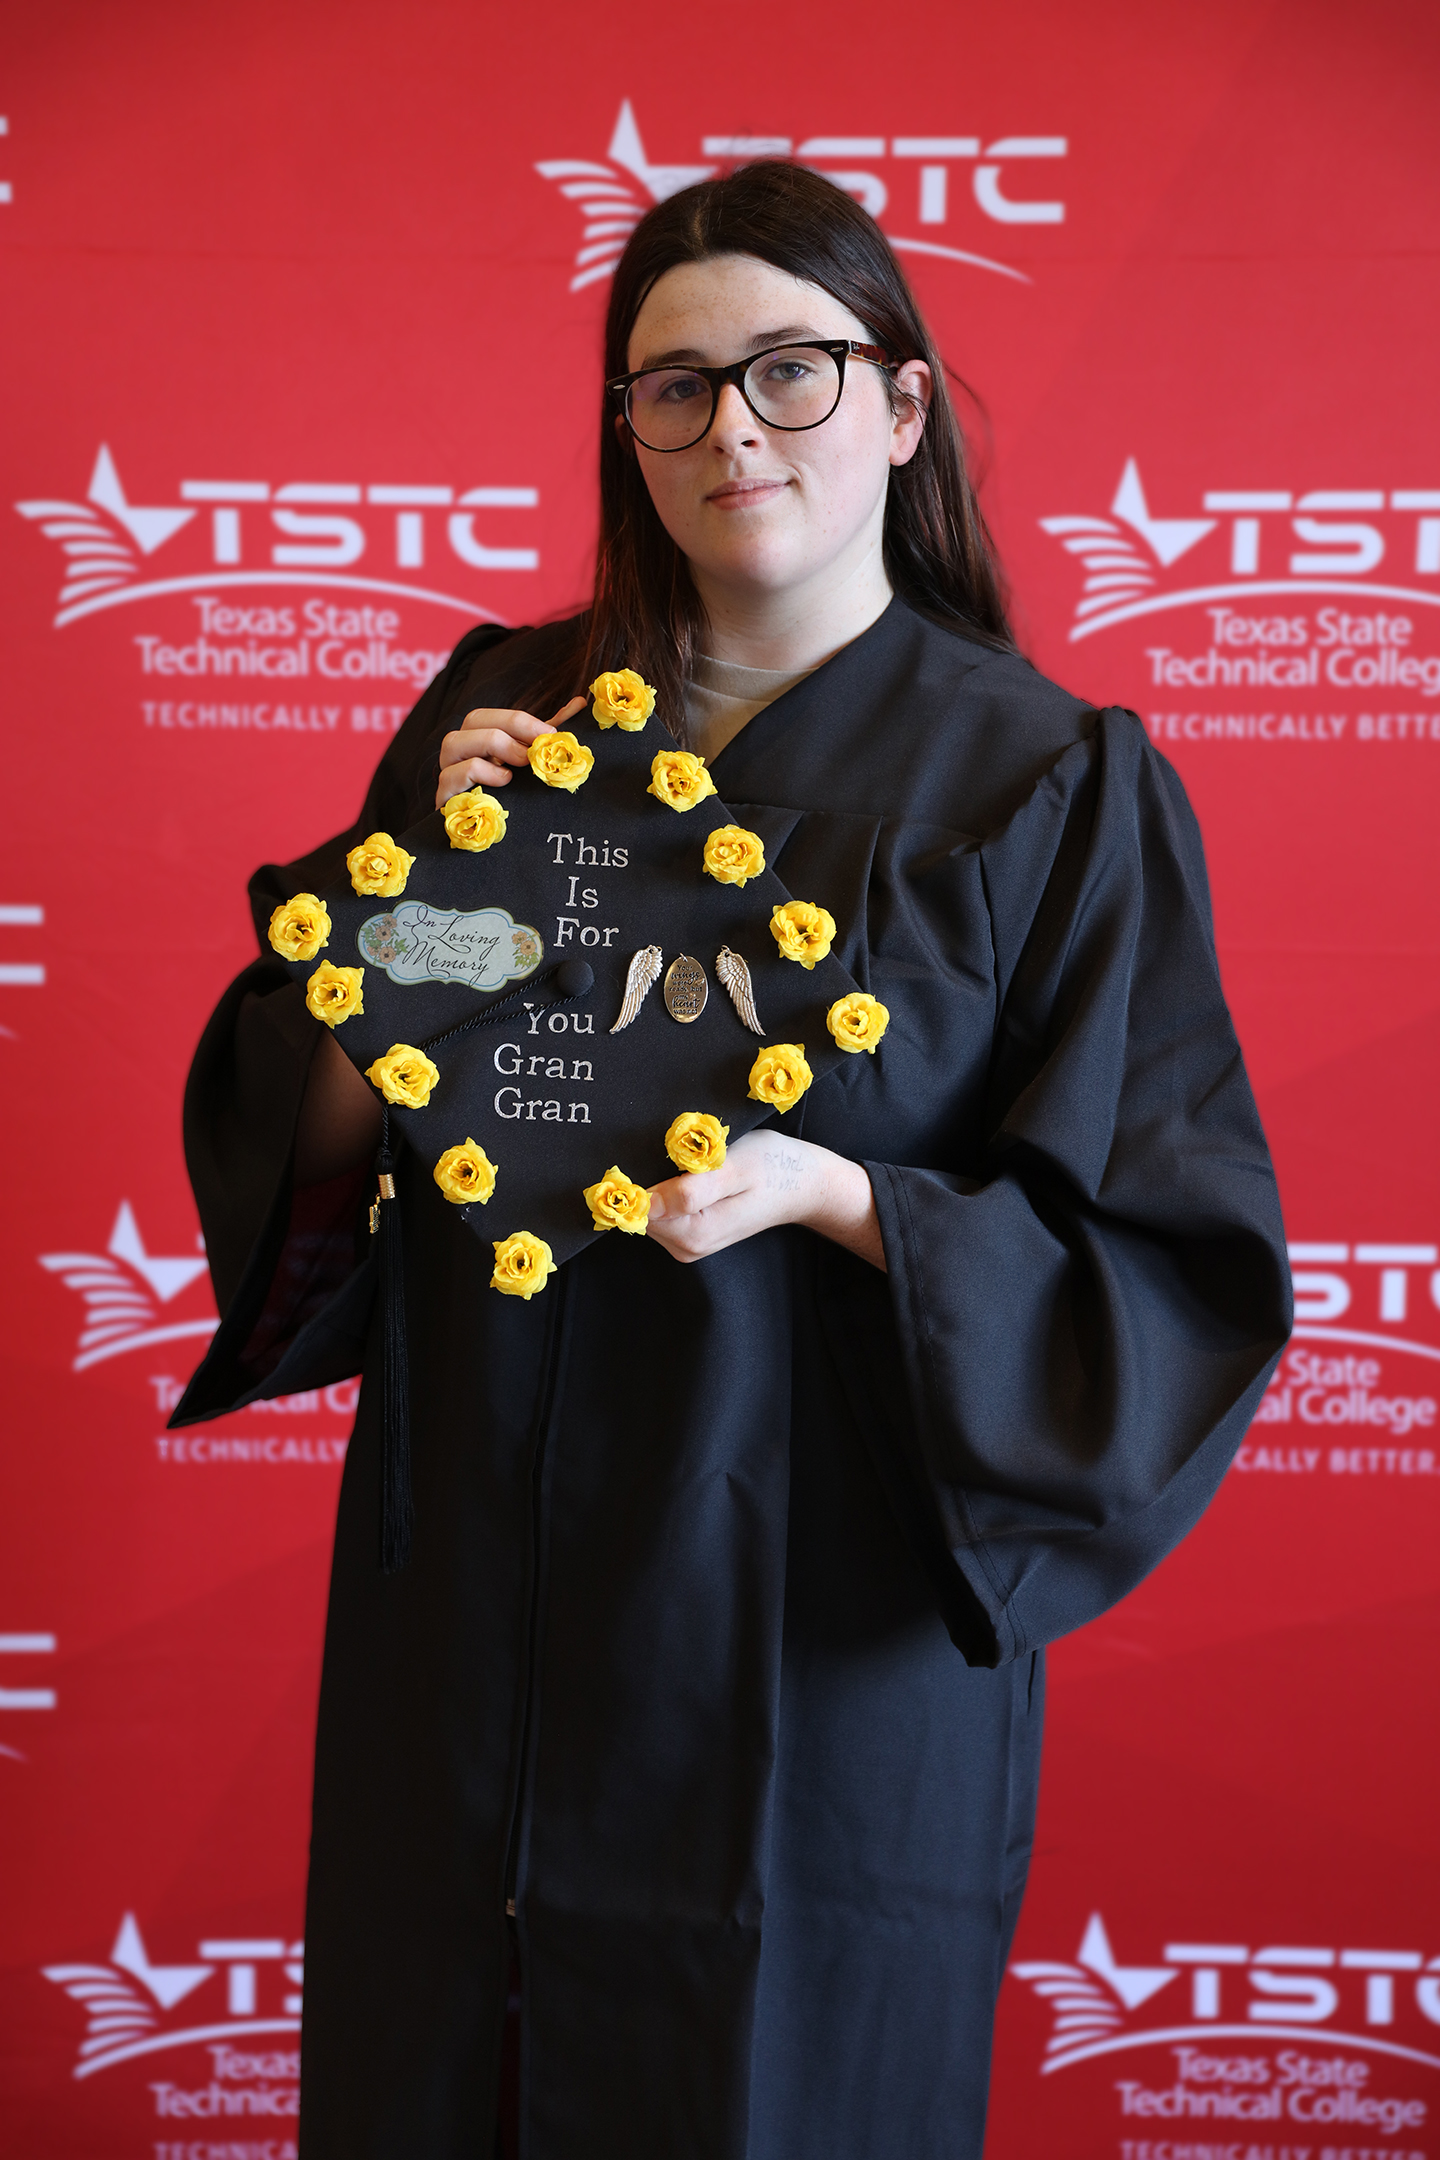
[44,1912,300,2080]
[536,99,1067,293]
[1288,1238,1440,1343]
[1041,458,1440,647]
[1012,1912,1440,2079]
[38,1200,216,1371]
[14,444,540,629]
[1241,1241,1440,1466]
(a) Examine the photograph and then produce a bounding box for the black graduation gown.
[175,599,1291,2160]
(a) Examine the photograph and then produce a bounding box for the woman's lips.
[705,478,788,508]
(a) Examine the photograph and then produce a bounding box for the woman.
[177,164,1290,2160]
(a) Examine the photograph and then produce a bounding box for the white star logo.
[39,1201,216,1371]
[105,1198,210,1303]
[42,1913,213,2076]
[108,1912,214,2009]
[14,443,197,620]
[84,445,195,554]
[1011,1911,1178,2069]
[1109,457,1216,568]
[536,99,716,292]
[1074,1911,1177,2010]
[1039,457,1219,634]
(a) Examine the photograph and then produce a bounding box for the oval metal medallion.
[663,953,708,1023]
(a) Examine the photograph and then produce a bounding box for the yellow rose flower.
[747,1042,813,1113]
[443,786,509,852]
[664,1111,729,1174]
[491,1230,556,1299]
[702,824,766,888]
[268,892,331,962]
[770,898,836,971]
[305,960,365,1028]
[528,731,594,792]
[433,1138,497,1205]
[582,1164,651,1235]
[590,668,656,731]
[365,1043,441,1108]
[826,992,890,1054]
[346,830,414,897]
[648,749,718,813]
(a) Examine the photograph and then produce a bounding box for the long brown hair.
[542,161,1014,729]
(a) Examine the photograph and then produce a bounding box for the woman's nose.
[709,380,764,450]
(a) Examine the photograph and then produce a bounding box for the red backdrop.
[4,4,1440,2153]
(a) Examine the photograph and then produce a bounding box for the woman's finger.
[440,725,539,770]
[453,705,551,742]
[647,1200,750,1265]
[439,696,587,772]
[436,696,586,810]
[437,756,513,804]
[647,1164,741,1223]
[445,695,583,753]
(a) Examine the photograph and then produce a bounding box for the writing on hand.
[763,1148,804,1194]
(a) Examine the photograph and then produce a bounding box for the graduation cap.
[266,673,890,1564]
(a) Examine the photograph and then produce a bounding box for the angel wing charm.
[716,946,763,1034]
[610,944,663,1032]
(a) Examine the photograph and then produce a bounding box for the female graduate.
[178,162,1291,2160]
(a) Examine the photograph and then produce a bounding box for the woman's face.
[623,252,929,611]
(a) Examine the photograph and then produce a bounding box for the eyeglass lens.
[626,346,844,451]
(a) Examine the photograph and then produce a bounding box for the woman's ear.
[889,360,931,469]
[614,412,634,455]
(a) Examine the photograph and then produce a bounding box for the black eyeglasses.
[607,340,899,453]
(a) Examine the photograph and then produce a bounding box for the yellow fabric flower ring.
[648,749,717,813]
[305,960,364,1028]
[443,786,508,852]
[268,892,331,961]
[365,1044,440,1108]
[529,732,594,791]
[702,824,766,887]
[346,831,414,897]
[769,899,836,971]
[491,1231,556,1299]
[591,669,655,731]
[747,1042,813,1113]
[583,1165,651,1235]
[826,992,890,1054]
[433,1139,497,1205]
[664,1111,729,1174]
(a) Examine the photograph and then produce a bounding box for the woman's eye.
[759,358,814,385]
[654,374,707,405]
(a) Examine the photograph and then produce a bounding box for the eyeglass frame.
[606,339,901,453]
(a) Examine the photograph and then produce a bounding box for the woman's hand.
[645,1131,886,1271]
[436,695,585,807]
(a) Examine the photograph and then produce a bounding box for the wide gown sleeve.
[843,708,1291,1667]
[172,625,511,1423]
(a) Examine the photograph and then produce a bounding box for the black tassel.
[372,1112,413,1573]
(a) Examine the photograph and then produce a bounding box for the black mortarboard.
[270,701,867,1263]
[266,690,886,1563]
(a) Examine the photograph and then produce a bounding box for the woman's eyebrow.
[637,326,825,369]
[743,324,822,352]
